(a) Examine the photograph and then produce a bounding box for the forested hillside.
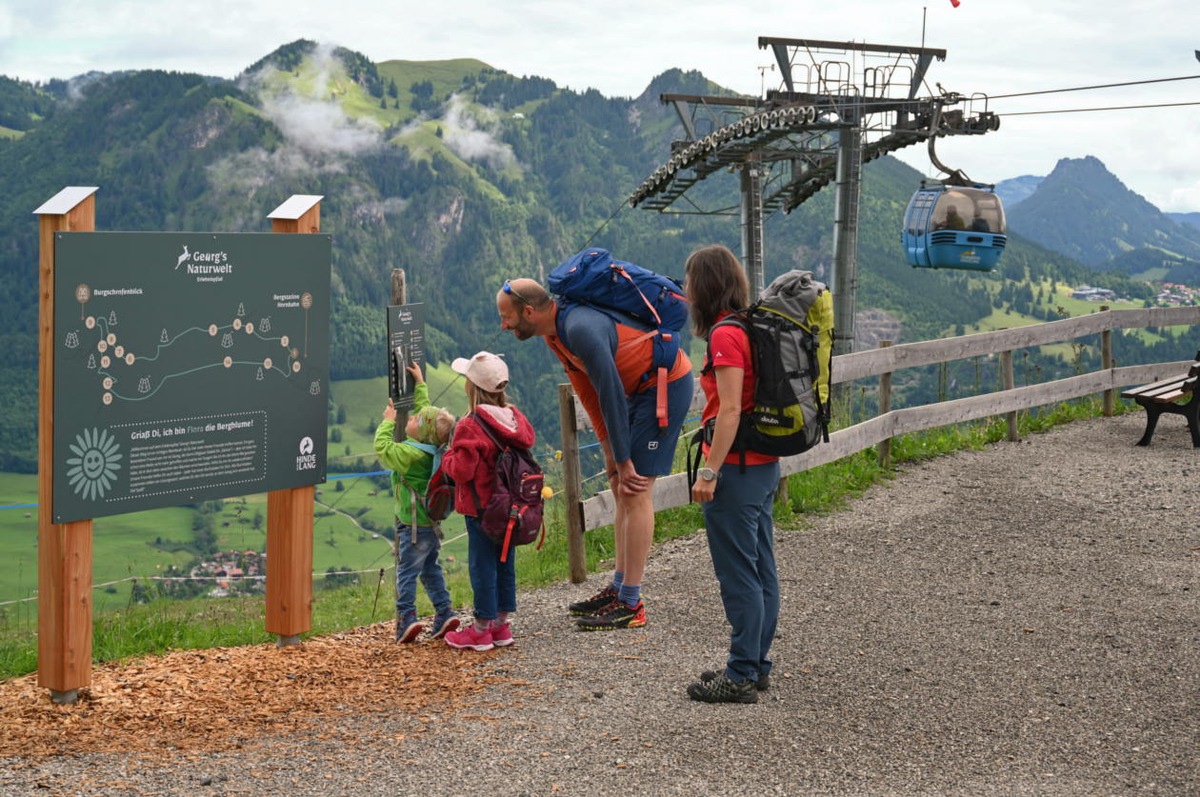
[1007,156,1200,271]
[0,41,1186,472]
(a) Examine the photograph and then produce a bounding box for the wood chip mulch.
[0,623,504,759]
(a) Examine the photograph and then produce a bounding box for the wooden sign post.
[34,186,99,704]
[265,195,323,646]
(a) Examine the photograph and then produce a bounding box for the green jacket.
[373,382,437,527]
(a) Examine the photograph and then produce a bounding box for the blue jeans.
[700,460,781,684]
[465,515,517,622]
[394,523,452,619]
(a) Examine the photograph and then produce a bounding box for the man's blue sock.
[618,583,641,608]
[611,571,624,592]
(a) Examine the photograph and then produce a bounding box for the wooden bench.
[1120,351,1200,447]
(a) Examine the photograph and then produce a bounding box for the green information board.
[52,232,331,523]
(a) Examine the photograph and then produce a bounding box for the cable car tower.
[629,37,1000,357]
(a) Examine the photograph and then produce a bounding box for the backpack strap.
[466,412,502,517]
[398,439,439,540]
[474,416,516,563]
[702,312,753,472]
[702,313,750,375]
[555,300,671,427]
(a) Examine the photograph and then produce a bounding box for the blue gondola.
[902,180,1007,271]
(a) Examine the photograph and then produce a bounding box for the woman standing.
[684,244,781,704]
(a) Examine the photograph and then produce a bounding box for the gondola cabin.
[902,181,1007,271]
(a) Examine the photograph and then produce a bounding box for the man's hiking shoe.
[568,586,618,617]
[575,600,646,631]
[430,613,460,640]
[444,625,494,652]
[700,670,770,692]
[490,622,514,647]
[396,615,423,644]
[687,673,758,704]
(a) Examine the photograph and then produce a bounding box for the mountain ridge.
[0,41,1192,473]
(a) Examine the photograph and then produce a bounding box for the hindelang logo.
[296,436,317,471]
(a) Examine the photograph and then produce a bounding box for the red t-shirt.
[699,313,777,466]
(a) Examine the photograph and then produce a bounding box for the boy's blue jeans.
[465,515,517,622]
[395,523,452,620]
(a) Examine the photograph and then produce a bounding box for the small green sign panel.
[52,232,331,523]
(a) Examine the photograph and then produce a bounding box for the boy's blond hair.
[433,408,456,444]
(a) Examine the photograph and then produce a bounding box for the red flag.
[950,0,961,6]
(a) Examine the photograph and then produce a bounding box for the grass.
[0,393,1126,681]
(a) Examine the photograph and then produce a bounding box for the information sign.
[52,232,331,523]
[386,303,427,409]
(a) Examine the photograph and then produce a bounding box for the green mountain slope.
[1007,155,1200,271]
[0,41,1180,473]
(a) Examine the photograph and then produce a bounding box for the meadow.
[0,376,1121,679]
[0,368,476,618]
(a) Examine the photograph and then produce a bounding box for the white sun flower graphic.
[65,427,123,501]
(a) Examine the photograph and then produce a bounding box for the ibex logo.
[295,435,317,471]
[174,243,232,280]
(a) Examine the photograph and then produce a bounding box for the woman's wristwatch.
[697,467,720,482]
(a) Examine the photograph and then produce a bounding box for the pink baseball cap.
[451,351,509,392]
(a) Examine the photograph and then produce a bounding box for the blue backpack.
[548,248,689,425]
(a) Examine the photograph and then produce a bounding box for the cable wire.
[1000,99,1200,117]
[580,197,631,250]
[987,73,1200,101]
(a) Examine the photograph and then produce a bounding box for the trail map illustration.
[53,232,331,523]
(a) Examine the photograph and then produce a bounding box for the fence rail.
[556,305,1200,580]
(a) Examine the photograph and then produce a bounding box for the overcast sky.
[3,0,1199,210]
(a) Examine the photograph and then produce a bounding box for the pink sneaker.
[444,624,494,651]
[490,622,514,647]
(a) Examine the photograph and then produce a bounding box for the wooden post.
[390,269,408,443]
[1100,305,1114,416]
[558,383,587,583]
[34,187,99,704]
[264,195,322,645]
[1001,349,1018,441]
[877,340,893,469]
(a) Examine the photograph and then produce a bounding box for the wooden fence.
[555,305,1200,581]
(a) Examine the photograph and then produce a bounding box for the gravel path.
[5,412,1198,796]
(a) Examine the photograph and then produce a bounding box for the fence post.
[264,195,322,646]
[877,340,893,469]
[1100,305,1114,416]
[34,186,99,704]
[1001,349,1018,441]
[558,383,587,583]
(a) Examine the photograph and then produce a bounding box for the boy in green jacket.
[374,362,459,642]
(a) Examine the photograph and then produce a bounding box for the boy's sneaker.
[687,673,758,704]
[444,625,494,652]
[568,586,618,617]
[575,600,646,631]
[490,622,514,647]
[396,614,423,644]
[700,669,770,692]
[430,612,460,640]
